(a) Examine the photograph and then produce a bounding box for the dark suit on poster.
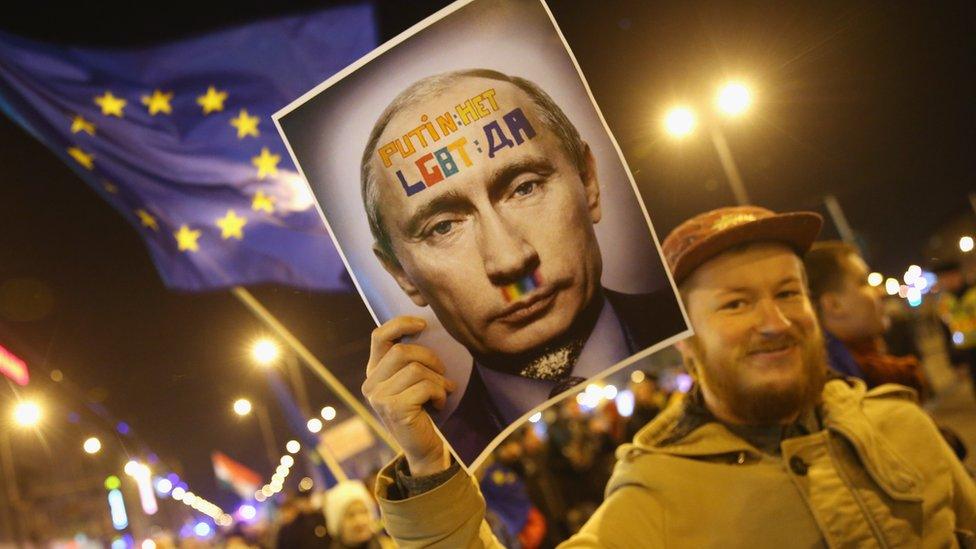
[440,288,685,464]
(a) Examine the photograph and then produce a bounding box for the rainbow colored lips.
[501,271,544,303]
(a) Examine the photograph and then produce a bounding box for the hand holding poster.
[275,0,690,469]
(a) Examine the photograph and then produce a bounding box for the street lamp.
[961,236,974,253]
[716,82,752,116]
[83,436,102,455]
[251,338,280,366]
[664,106,696,138]
[320,406,336,421]
[231,399,279,471]
[232,398,253,417]
[663,82,754,205]
[12,400,41,428]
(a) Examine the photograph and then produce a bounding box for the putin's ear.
[373,244,428,307]
[579,142,601,224]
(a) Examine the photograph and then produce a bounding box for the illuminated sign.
[0,344,28,386]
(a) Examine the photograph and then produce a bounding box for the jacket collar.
[629,378,923,501]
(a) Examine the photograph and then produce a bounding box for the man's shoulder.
[604,287,686,349]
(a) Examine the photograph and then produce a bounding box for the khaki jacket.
[376,379,976,547]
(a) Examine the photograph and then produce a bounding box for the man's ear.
[818,292,844,320]
[675,338,700,379]
[373,243,428,307]
[579,142,601,224]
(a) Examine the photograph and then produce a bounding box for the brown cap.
[662,206,823,284]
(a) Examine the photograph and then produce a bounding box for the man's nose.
[754,298,792,335]
[478,210,539,284]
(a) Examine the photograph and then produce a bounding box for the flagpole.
[317,443,349,483]
[231,286,401,454]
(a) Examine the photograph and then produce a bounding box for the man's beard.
[473,290,604,381]
[692,328,828,425]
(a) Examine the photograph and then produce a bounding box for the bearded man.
[361,206,976,547]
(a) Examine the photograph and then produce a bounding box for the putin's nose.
[478,209,539,285]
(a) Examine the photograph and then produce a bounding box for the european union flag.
[0,5,376,291]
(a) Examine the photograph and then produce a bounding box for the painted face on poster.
[275,0,690,469]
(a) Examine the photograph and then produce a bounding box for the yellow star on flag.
[215,209,247,240]
[251,147,280,179]
[136,209,159,231]
[174,225,201,252]
[230,109,260,139]
[102,180,118,194]
[68,146,94,170]
[71,115,96,135]
[141,90,173,116]
[251,190,275,214]
[94,91,126,117]
[197,86,227,115]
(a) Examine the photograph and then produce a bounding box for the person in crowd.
[362,205,976,546]
[803,240,928,396]
[624,371,669,440]
[479,448,548,549]
[508,425,569,547]
[324,480,393,549]
[932,259,976,393]
[274,491,329,549]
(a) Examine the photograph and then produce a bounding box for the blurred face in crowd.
[370,77,603,356]
[339,500,374,546]
[818,252,888,341]
[631,379,658,406]
[936,268,965,294]
[496,438,524,464]
[677,243,827,425]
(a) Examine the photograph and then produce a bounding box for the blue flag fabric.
[0,6,375,291]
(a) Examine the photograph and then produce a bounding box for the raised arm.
[362,316,503,548]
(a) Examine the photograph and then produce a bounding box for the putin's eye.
[430,220,456,236]
[512,180,538,197]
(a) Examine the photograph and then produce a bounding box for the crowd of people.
[475,373,674,548]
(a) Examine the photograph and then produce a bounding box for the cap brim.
[672,212,823,284]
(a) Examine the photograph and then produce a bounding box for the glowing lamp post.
[251,338,281,367]
[12,400,41,428]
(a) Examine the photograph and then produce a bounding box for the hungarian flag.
[212,451,262,500]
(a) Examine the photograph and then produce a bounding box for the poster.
[275,0,691,468]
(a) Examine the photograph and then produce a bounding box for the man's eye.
[720,299,747,311]
[513,180,538,197]
[777,290,801,299]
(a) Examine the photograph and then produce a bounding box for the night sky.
[1,0,973,510]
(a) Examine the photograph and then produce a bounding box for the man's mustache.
[746,334,801,355]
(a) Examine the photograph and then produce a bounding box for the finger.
[394,379,448,412]
[369,342,447,386]
[375,361,454,398]
[368,317,426,373]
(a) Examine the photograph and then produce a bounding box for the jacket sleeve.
[374,457,504,548]
[947,441,976,538]
[558,484,665,548]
